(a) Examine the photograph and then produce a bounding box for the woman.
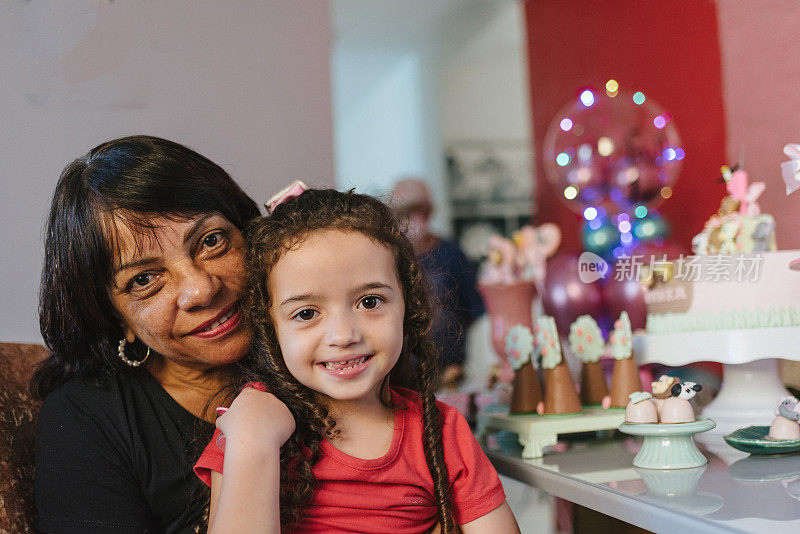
[32,135,260,533]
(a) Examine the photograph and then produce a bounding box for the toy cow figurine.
[660,382,702,423]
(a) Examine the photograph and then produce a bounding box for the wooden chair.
[0,343,48,533]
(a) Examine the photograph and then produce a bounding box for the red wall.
[524,0,728,253]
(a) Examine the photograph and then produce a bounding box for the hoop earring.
[118,339,151,367]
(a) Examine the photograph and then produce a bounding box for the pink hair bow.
[265,180,308,213]
[782,144,800,195]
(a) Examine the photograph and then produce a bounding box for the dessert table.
[634,327,800,437]
[488,433,800,533]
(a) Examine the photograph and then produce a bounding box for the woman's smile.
[189,302,242,338]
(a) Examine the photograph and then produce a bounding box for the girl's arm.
[460,501,520,534]
[207,388,295,534]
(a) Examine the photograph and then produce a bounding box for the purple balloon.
[604,238,688,330]
[601,273,647,330]
[542,253,604,335]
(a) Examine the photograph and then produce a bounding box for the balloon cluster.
[539,82,687,332]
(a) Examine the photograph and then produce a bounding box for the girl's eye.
[359,295,383,310]
[295,309,317,321]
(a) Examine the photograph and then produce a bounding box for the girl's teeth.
[324,356,368,370]
[204,309,235,331]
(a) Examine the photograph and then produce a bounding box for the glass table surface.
[486,432,800,533]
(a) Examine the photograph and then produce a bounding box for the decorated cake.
[643,166,800,335]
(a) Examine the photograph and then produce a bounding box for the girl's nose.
[323,311,362,347]
[176,264,221,310]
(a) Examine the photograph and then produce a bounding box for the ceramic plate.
[724,426,800,455]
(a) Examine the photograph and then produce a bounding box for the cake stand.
[633,326,800,438]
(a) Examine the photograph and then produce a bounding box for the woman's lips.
[190,304,241,339]
[318,354,373,378]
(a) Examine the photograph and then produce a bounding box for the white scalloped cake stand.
[633,326,800,437]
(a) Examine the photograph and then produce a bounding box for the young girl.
[194,186,519,533]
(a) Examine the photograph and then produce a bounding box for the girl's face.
[109,213,250,370]
[268,229,405,408]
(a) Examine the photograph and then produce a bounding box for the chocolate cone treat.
[536,316,582,415]
[568,315,608,405]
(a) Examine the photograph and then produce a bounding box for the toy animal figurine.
[650,375,680,416]
[660,381,702,423]
[768,396,800,440]
[625,391,658,424]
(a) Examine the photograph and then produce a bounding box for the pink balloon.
[542,253,604,335]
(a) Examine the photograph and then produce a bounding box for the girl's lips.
[318,354,373,379]
[190,304,241,339]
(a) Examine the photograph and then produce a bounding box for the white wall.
[331,0,450,233]
[438,1,531,143]
[0,1,334,343]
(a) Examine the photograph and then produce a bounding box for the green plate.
[724,426,800,455]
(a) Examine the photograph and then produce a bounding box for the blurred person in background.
[390,178,484,389]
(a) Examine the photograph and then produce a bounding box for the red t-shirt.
[195,387,505,533]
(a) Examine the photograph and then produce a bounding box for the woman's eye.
[295,309,317,321]
[203,232,221,248]
[359,296,383,310]
[132,273,152,287]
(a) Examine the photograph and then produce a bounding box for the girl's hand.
[216,387,295,453]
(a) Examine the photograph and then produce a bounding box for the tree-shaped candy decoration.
[535,315,582,415]
[568,315,608,406]
[607,311,643,408]
[505,324,542,414]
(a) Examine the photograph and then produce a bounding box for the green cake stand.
[619,419,716,469]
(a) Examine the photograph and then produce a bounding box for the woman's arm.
[207,387,295,534]
[460,501,520,534]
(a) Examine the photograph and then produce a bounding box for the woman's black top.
[34,370,213,533]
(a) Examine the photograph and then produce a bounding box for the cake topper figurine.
[535,315,582,415]
[660,381,702,423]
[505,325,542,414]
[721,165,765,216]
[568,315,608,405]
[782,144,800,195]
[768,396,800,440]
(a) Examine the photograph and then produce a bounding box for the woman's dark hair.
[243,189,455,532]
[32,135,260,399]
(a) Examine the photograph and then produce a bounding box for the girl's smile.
[268,229,405,407]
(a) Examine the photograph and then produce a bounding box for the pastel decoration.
[505,325,535,371]
[782,144,800,195]
[629,391,653,404]
[625,391,658,424]
[535,316,562,370]
[610,311,633,360]
[265,180,308,213]
[568,315,604,363]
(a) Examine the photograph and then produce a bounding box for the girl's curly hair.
[241,188,456,532]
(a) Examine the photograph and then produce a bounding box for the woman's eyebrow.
[183,214,215,244]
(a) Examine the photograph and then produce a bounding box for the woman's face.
[108,212,250,370]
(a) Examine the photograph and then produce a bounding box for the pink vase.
[478,281,538,385]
